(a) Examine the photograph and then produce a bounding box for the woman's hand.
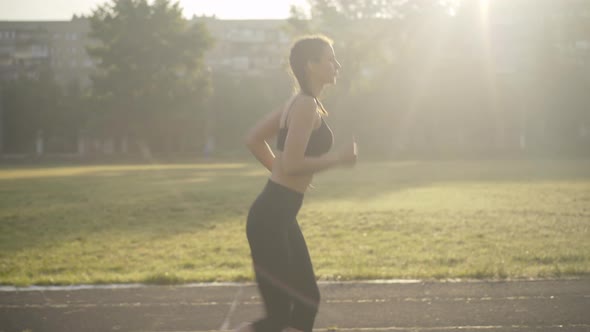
[337,136,358,167]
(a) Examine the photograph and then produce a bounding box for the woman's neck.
[307,80,324,98]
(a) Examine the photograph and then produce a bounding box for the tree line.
[1,0,588,159]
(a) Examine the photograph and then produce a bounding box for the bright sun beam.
[477,0,500,120]
[393,11,453,150]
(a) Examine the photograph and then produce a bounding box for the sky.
[0,0,310,20]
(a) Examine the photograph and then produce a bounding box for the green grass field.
[1,159,589,286]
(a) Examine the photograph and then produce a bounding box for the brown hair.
[289,34,333,115]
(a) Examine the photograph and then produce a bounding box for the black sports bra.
[276,98,333,157]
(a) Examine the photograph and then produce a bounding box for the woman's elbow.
[243,134,257,149]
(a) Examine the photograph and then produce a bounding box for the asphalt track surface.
[1,278,589,332]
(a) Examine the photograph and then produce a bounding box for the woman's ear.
[305,59,317,76]
[305,60,313,73]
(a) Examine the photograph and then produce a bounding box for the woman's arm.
[244,108,282,172]
[281,96,353,176]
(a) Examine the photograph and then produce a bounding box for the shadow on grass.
[309,159,590,204]
[1,159,589,254]
[0,164,267,254]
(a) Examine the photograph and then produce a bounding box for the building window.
[31,45,49,57]
[232,56,249,70]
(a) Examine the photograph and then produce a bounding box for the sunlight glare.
[478,0,499,115]
[393,14,452,150]
[180,0,308,19]
[479,0,490,22]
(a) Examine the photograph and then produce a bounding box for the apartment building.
[0,17,93,87]
[0,17,290,89]
[0,24,50,81]
[194,17,291,76]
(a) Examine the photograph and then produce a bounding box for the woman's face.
[309,44,341,85]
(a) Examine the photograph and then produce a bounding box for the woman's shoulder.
[291,94,318,114]
[281,93,320,129]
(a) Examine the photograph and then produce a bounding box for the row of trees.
[281,0,590,157]
[1,72,84,154]
[2,0,214,156]
[1,0,589,158]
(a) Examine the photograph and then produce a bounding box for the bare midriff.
[270,153,313,194]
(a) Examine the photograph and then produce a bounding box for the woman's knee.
[302,281,320,310]
[310,282,320,305]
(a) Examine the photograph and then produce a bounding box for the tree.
[288,0,590,158]
[87,0,214,154]
[0,70,63,154]
[209,70,293,154]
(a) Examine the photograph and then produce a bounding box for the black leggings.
[246,179,320,332]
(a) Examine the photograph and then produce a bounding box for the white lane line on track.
[2,277,587,292]
[219,285,243,330]
[1,294,588,309]
[132,324,590,332]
